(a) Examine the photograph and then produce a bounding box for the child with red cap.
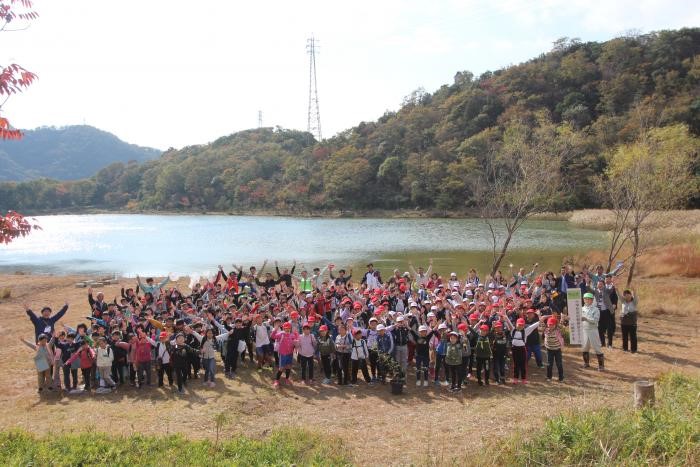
[270,321,299,388]
[543,316,565,382]
[491,319,509,385]
[504,315,540,384]
[474,324,492,386]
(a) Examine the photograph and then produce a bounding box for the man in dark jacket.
[25,302,68,342]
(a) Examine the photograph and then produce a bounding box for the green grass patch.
[474,372,700,466]
[0,427,350,466]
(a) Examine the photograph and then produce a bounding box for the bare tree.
[600,124,699,286]
[471,119,565,277]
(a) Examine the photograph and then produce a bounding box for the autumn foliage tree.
[1,0,39,242]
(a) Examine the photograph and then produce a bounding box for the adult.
[329,264,352,286]
[361,263,382,289]
[595,277,618,348]
[275,260,296,288]
[581,292,605,371]
[409,258,433,289]
[136,274,171,300]
[25,301,69,342]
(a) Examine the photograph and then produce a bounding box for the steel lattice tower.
[306,36,322,141]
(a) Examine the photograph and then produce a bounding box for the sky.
[2,0,699,150]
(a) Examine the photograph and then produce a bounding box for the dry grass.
[0,287,10,299]
[0,272,699,465]
[568,209,700,234]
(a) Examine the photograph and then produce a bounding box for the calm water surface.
[0,214,605,277]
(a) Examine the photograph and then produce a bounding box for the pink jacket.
[296,333,317,358]
[66,346,95,370]
[271,330,298,355]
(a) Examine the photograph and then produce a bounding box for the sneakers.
[284,378,293,386]
[322,378,332,384]
[416,380,421,386]
[273,380,280,388]
[433,380,441,387]
[485,380,490,386]
[478,380,483,386]
[546,377,552,382]
[208,381,215,388]
[522,379,529,384]
[422,380,429,387]
[512,379,520,385]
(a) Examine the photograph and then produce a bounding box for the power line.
[306,36,322,141]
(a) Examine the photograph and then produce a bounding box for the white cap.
[520,280,528,285]
[376,324,386,331]
[369,317,378,323]
[438,323,448,330]
[488,283,495,289]
[388,311,396,316]
[430,305,438,311]
[396,316,405,322]
[418,325,429,332]
[409,302,418,308]
[306,293,313,298]
[427,312,436,318]
[450,272,457,276]
[403,271,410,277]
[466,290,474,296]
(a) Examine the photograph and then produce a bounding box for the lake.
[0,214,606,278]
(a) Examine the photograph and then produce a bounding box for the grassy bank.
[472,372,699,466]
[0,428,350,466]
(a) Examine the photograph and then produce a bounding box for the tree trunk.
[626,227,640,288]
[634,380,655,408]
[491,230,513,277]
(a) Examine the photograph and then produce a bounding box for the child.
[95,337,117,391]
[620,288,638,353]
[65,339,96,391]
[21,334,54,393]
[110,331,129,386]
[474,324,492,386]
[133,328,154,388]
[444,331,463,392]
[542,316,565,382]
[317,325,335,384]
[456,322,471,387]
[55,332,79,390]
[432,323,448,386]
[171,331,196,394]
[297,323,317,384]
[375,324,393,384]
[506,317,540,384]
[154,331,173,387]
[410,324,434,387]
[270,322,298,388]
[350,328,371,386]
[334,323,353,386]
[252,314,271,371]
[490,321,508,385]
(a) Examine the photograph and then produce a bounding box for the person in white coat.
[581,292,605,370]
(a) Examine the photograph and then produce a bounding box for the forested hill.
[1,28,698,213]
[0,125,161,181]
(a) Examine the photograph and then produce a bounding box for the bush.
[0,427,350,466]
[473,372,699,466]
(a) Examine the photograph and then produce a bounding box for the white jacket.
[96,346,114,367]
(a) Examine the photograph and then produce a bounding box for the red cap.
[319,325,328,332]
[282,322,292,330]
[290,311,300,319]
[363,290,370,296]
[159,332,169,340]
[494,321,503,328]
[479,324,489,331]
[516,318,526,326]
[399,284,406,292]
[457,323,468,331]
[382,290,390,296]
[353,301,362,310]
[547,317,557,326]
[469,313,479,320]
[308,316,316,323]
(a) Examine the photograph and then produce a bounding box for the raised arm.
[20,338,38,350]
[51,303,69,323]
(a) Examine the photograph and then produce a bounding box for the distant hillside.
[0,125,161,181]
[1,28,698,213]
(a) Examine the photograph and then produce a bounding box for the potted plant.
[379,352,405,395]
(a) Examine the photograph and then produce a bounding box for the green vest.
[299,277,312,292]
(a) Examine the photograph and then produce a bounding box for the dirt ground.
[0,273,698,466]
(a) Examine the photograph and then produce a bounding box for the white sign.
[567,288,582,345]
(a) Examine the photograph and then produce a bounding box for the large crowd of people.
[21,259,639,395]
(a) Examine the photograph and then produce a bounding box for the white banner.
[567,288,582,345]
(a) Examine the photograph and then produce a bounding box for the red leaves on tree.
[0,0,38,140]
[0,210,41,244]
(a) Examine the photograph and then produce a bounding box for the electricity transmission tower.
[258,110,263,128]
[306,36,322,141]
